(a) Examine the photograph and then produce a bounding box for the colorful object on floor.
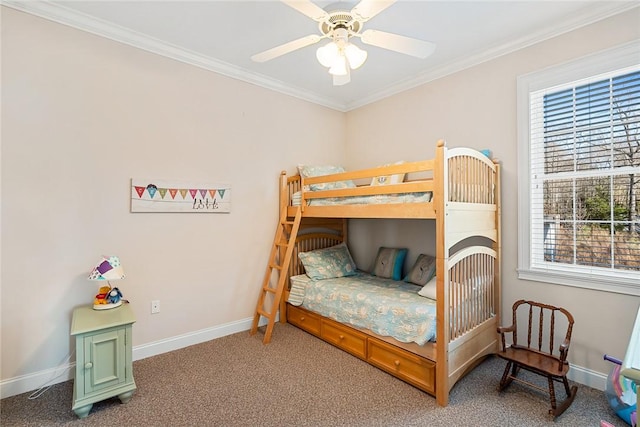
[88,255,126,310]
[605,354,637,426]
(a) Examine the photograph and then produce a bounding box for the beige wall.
[345,9,640,383]
[1,6,345,395]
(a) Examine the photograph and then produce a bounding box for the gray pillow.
[404,254,436,286]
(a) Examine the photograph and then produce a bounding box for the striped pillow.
[372,247,407,281]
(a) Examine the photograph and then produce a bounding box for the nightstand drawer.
[287,305,321,336]
[367,338,435,394]
[321,319,367,360]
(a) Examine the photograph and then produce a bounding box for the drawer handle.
[84,362,93,370]
[300,316,305,321]
[394,360,400,367]
[339,335,344,340]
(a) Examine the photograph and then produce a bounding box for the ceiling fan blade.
[360,29,435,59]
[351,0,396,22]
[281,0,329,22]
[251,35,322,62]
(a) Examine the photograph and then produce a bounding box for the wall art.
[131,179,231,213]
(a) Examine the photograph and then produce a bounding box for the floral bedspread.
[289,272,437,345]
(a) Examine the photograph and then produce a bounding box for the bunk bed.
[274,140,501,407]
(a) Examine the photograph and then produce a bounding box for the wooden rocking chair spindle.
[497,300,577,419]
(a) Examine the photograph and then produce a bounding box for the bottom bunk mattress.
[287,272,437,346]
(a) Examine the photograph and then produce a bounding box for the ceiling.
[5,1,638,111]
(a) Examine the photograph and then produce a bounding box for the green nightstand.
[71,303,136,418]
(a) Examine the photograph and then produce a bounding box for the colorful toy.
[605,354,637,427]
[92,285,125,309]
[93,285,112,306]
[107,287,123,304]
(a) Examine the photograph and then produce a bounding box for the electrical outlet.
[151,300,160,314]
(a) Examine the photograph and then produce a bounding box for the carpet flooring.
[0,323,628,426]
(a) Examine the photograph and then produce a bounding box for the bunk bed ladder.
[250,207,302,344]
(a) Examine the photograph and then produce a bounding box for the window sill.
[517,268,640,297]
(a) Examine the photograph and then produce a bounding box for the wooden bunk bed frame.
[276,140,502,407]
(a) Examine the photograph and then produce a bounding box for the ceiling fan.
[251,0,436,86]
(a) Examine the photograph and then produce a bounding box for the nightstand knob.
[85,362,93,370]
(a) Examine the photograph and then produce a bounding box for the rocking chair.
[497,299,578,418]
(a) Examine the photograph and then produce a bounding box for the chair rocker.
[497,299,578,418]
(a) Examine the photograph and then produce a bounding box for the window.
[517,41,640,295]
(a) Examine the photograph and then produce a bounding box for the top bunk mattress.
[291,191,433,207]
[287,272,437,345]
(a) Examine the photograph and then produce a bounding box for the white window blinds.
[529,67,640,284]
[519,41,640,295]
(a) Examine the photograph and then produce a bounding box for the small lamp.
[88,255,126,310]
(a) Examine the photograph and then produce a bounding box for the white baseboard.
[568,362,609,391]
[0,315,270,399]
[0,362,76,400]
[131,316,267,361]
[0,315,608,399]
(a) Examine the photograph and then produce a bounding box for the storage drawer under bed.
[367,339,436,395]
[287,304,321,336]
[287,303,436,396]
[321,318,367,360]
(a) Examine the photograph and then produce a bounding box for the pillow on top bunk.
[298,165,356,191]
[371,247,407,281]
[298,242,357,280]
[417,276,437,300]
[370,161,406,186]
[404,254,437,286]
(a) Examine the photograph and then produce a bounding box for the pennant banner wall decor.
[131,179,231,213]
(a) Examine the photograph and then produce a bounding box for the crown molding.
[1,0,348,112]
[346,1,640,111]
[2,0,638,113]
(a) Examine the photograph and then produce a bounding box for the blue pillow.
[372,247,407,281]
[299,243,357,280]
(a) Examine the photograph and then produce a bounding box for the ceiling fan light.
[333,68,351,86]
[328,55,348,76]
[345,43,367,70]
[316,42,339,68]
